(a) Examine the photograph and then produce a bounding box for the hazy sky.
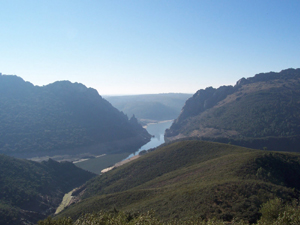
[1,1,300,95]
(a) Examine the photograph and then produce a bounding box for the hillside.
[165,68,300,152]
[55,140,300,223]
[0,154,95,225]
[105,93,192,122]
[0,74,151,160]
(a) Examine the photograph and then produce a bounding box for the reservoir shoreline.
[75,120,173,174]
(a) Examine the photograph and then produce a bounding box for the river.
[126,120,173,159]
[74,120,173,174]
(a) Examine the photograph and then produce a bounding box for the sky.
[1,0,300,95]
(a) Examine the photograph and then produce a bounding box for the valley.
[1,68,300,224]
[2,1,300,223]
[104,93,192,124]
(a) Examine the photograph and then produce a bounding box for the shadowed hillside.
[0,74,151,159]
[0,154,95,225]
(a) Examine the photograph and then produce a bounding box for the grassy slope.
[0,154,96,225]
[57,141,300,223]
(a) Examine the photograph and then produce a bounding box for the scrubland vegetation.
[50,140,300,224]
[39,198,300,224]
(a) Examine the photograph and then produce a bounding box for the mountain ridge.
[165,68,300,152]
[0,74,151,160]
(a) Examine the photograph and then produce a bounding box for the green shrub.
[258,198,300,225]
[39,211,251,225]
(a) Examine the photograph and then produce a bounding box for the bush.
[258,198,300,225]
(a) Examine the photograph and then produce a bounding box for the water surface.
[126,120,173,159]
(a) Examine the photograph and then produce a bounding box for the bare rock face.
[177,86,235,121]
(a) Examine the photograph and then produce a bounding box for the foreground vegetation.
[54,141,300,223]
[39,198,300,224]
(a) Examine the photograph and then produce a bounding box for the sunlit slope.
[0,154,95,225]
[165,68,300,152]
[57,140,300,223]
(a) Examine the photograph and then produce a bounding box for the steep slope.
[0,74,150,159]
[165,68,300,152]
[105,93,192,122]
[0,154,95,225]
[56,140,300,223]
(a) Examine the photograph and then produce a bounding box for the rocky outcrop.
[165,85,235,138]
[176,86,235,122]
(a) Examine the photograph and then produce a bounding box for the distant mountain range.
[104,93,192,123]
[165,68,300,152]
[0,74,151,160]
[0,154,95,225]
